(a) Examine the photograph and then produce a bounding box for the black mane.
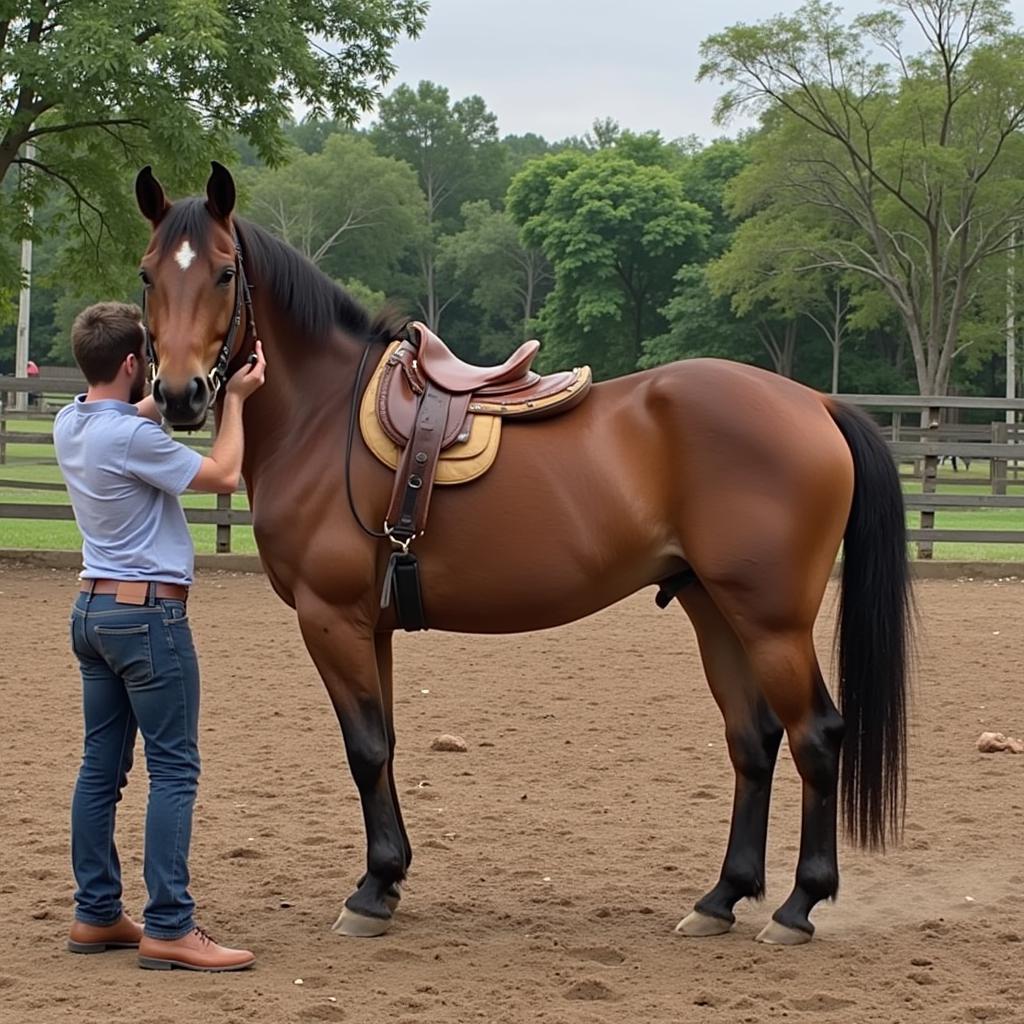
[154,199,404,345]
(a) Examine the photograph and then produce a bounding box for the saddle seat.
[417,328,542,392]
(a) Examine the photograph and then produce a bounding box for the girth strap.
[385,381,453,544]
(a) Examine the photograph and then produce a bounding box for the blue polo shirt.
[53,397,203,585]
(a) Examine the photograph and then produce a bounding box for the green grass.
[5,417,1024,561]
[0,416,254,554]
[900,470,1024,559]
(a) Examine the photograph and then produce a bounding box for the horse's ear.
[135,166,169,226]
[206,161,236,222]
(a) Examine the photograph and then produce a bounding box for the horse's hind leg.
[295,598,408,937]
[674,584,784,937]
[729,625,844,945]
[757,656,843,944]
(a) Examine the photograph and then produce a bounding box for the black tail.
[828,401,912,850]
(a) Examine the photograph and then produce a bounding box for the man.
[54,301,265,972]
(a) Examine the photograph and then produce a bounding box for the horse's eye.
[138,269,152,287]
[218,268,236,287]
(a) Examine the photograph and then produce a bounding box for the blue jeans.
[69,591,201,939]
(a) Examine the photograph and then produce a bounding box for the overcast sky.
[365,0,887,142]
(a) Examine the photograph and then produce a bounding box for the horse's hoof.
[331,907,392,938]
[674,910,734,937]
[755,920,812,945]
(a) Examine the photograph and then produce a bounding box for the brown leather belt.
[81,579,189,605]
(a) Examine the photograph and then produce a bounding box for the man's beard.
[129,360,146,404]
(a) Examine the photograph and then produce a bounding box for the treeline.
[4,0,1024,400]
[0,90,922,394]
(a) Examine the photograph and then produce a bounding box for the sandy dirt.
[1,564,1022,1024]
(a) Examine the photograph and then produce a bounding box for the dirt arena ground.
[1,564,1022,1024]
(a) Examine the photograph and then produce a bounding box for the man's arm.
[188,343,266,494]
[188,393,246,494]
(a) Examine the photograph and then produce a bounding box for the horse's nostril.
[189,377,206,409]
[152,378,164,404]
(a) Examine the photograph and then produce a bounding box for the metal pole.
[1007,234,1016,427]
[14,139,35,414]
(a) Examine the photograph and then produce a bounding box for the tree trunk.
[780,321,797,378]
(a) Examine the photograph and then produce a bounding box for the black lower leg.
[339,699,408,921]
[772,691,844,936]
[696,700,783,922]
[375,633,412,873]
[356,746,406,908]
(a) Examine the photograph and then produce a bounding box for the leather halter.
[141,226,259,407]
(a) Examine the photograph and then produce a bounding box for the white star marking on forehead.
[174,239,196,271]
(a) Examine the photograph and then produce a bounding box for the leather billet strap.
[385,381,452,544]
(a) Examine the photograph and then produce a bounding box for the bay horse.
[135,162,912,946]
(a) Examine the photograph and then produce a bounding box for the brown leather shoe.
[138,926,255,972]
[68,913,144,954]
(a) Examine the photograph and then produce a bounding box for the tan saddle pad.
[360,341,503,485]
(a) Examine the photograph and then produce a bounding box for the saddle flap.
[379,344,472,449]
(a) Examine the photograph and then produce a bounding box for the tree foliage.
[508,146,709,378]
[241,133,425,294]
[438,200,551,355]
[699,0,1024,393]
[0,0,426,302]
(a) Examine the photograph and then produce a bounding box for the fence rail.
[1,374,237,552]
[4,376,1024,558]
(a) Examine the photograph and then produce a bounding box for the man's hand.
[135,394,162,423]
[226,340,266,401]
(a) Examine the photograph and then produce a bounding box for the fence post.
[917,405,941,559]
[991,421,1008,496]
[0,388,6,465]
[216,491,232,553]
[207,414,232,554]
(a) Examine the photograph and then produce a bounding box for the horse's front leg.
[297,600,408,937]
[376,631,413,876]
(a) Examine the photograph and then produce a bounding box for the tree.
[699,0,1024,395]
[508,148,709,379]
[0,0,426,292]
[438,200,551,355]
[501,133,551,175]
[241,133,425,295]
[370,82,507,329]
[641,264,766,370]
[708,213,852,380]
[679,137,751,258]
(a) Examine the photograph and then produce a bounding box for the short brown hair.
[71,302,145,384]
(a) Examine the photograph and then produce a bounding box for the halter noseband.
[142,226,259,409]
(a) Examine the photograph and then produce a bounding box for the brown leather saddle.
[360,321,592,547]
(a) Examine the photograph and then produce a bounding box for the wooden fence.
[0,373,244,553]
[838,394,1024,559]
[4,376,1024,559]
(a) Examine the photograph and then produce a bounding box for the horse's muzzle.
[153,375,210,430]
